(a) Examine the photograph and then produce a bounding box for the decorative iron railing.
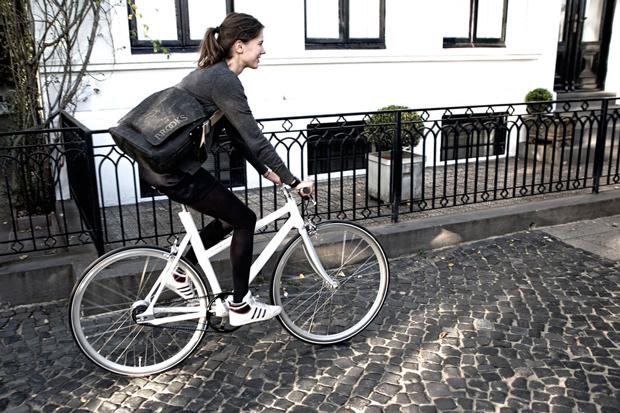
[1,97,618,256]
[1,123,102,255]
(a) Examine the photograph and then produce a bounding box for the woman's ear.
[233,39,244,54]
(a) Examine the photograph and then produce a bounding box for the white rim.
[70,247,208,376]
[273,223,389,344]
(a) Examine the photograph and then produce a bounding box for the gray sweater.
[178,61,296,185]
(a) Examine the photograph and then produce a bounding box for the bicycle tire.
[69,246,209,377]
[271,221,389,344]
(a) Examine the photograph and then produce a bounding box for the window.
[443,0,508,48]
[441,114,507,161]
[128,0,234,54]
[305,0,385,49]
[307,121,367,174]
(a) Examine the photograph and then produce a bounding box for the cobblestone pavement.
[1,231,619,413]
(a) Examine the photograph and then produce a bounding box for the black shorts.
[147,168,219,205]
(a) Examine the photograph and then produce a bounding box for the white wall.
[73,0,563,122]
[52,0,583,205]
[606,3,620,94]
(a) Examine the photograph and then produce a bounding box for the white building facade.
[53,0,619,205]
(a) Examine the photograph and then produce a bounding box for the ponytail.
[196,13,264,69]
[198,27,225,68]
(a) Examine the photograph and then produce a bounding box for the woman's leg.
[183,218,232,264]
[186,184,256,302]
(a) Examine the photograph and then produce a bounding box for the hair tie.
[214,26,220,34]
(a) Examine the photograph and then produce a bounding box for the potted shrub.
[521,88,571,165]
[364,105,425,203]
[525,88,553,116]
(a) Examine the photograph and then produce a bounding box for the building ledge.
[40,51,543,73]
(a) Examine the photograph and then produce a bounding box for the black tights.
[183,184,256,303]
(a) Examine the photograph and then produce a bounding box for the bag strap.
[200,109,224,146]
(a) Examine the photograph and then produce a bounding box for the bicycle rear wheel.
[271,221,389,344]
[69,246,209,376]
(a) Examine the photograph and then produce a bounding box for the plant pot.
[519,114,574,165]
[15,211,57,232]
[368,150,424,203]
[519,136,574,166]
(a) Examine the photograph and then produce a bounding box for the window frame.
[304,0,386,50]
[443,0,509,48]
[127,0,234,54]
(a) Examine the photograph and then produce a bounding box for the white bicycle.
[69,185,390,376]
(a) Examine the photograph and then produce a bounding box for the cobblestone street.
[1,230,619,413]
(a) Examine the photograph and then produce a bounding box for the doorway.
[554,0,616,92]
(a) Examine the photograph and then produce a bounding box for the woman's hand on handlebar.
[294,180,314,197]
[263,170,313,196]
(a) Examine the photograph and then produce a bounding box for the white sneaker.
[164,267,195,300]
[227,291,282,326]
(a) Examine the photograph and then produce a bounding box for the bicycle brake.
[165,237,180,259]
[305,221,317,236]
[306,194,317,206]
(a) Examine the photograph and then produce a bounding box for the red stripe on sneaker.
[229,303,251,314]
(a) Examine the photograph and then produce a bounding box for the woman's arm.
[220,117,269,176]
[210,73,297,185]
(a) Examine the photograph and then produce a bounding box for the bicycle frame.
[136,186,336,326]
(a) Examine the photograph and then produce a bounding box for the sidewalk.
[541,214,620,261]
[1,188,619,307]
[0,211,619,412]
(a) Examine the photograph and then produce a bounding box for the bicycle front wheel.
[271,221,389,344]
[70,246,209,377]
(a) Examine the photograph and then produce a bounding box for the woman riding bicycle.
[139,12,314,326]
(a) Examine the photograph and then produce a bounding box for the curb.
[371,189,620,258]
[1,190,619,306]
[0,244,97,306]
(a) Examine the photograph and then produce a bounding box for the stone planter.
[536,140,556,164]
[368,151,424,203]
[519,116,574,165]
[15,211,57,232]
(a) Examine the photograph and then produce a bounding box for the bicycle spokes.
[272,222,389,344]
[70,247,210,376]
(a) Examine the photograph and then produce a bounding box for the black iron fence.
[1,120,102,255]
[1,97,618,256]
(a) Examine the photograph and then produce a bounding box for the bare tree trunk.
[0,0,108,215]
[0,0,42,130]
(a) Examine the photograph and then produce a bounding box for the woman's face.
[239,30,265,70]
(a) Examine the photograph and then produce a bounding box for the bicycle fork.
[299,227,339,289]
[286,191,339,290]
